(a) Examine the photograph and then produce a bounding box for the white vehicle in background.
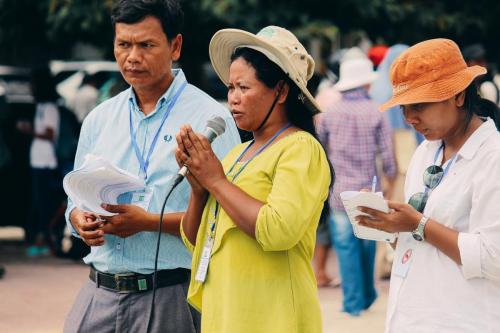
[0,66,33,104]
[50,60,120,108]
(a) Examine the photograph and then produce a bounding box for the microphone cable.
[147,173,184,332]
[146,116,225,331]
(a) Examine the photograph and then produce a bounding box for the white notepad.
[339,191,396,242]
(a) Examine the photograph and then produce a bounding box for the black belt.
[89,266,190,293]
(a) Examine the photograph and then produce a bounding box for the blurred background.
[1,1,499,332]
[2,0,500,231]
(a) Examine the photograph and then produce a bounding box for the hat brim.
[209,29,323,114]
[380,65,486,111]
[334,73,378,92]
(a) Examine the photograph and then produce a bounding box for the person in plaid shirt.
[316,56,397,316]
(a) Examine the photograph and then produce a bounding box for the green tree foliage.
[0,0,50,65]
[47,0,115,50]
[2,0,500,67]
[201,0,500,61]
[0,0,115,65]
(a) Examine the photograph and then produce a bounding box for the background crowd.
[1,1,500,332]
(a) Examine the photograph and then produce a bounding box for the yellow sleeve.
[180,215,195,253]
[255,135,331,251]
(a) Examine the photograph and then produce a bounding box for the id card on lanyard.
[393,237,414,278]
[131,188,154,211]
[128,81,187,210]
[195,204,218,282]
[194,123,292,283]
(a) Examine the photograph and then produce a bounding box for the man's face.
[114,16,182,92]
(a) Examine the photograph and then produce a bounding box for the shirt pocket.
[428,189,471,230]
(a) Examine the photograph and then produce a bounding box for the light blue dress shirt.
[65,69,240,274]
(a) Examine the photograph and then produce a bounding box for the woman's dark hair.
[30,66,58,103]
[231,47,335,224]
[111,0,184,40]
[463,83,500,131]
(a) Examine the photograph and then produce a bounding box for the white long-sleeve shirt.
[386,118,500,333]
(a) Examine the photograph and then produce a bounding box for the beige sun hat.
[209,25,322,114]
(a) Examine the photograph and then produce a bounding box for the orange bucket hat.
[380,38,487,111]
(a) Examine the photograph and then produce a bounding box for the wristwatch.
[411,215,430,242]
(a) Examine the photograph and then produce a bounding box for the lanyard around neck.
[208,123,293,236]
[226,123,292,183]
[129,81,187,180]
[424,143,457,194]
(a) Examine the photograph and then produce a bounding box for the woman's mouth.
[231,111,244,119]
[415,127,429,136]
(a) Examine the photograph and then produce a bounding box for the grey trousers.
[64,279,200,333]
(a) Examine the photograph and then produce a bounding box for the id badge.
[195,236,214,283]
[393,247,414,278]
[131,188,153,211]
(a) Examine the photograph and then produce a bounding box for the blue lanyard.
[129,81,187,180]
[424,143,457,194]
[226,123,292,183]
[209,123,292,235]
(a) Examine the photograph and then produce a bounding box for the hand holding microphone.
[175,117,227,192]
[155,120,227,319]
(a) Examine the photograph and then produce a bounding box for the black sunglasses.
[408,165,445,213]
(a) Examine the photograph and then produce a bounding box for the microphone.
[151,117,226,329]
[177,116,226,179]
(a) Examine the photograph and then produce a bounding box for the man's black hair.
[111,0,184,40]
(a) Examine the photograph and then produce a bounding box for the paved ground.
[0,227,388,333]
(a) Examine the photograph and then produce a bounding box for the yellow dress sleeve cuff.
[180,215,195,253]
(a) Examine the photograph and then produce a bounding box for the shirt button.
[116,244,121,250]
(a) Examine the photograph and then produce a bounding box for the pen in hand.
[371,176,377,193]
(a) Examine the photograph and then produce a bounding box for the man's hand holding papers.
[69,208,105,246]
[65,155,186,242]
[99,203,156,238]
[63,154,146,216]
[64,155,150,243]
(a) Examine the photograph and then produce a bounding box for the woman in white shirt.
[356,38,500,333]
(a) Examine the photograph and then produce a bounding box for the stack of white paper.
[340,191,396,242]
[63,154,145,216]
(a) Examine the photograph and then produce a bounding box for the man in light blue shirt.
[63,1,240,332]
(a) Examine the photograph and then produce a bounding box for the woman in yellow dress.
[176,26,332,333]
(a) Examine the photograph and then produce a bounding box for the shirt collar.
[457,117,497,160]
[424,117,497,160]
[128,68,187,118]
[341,87,370,101]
